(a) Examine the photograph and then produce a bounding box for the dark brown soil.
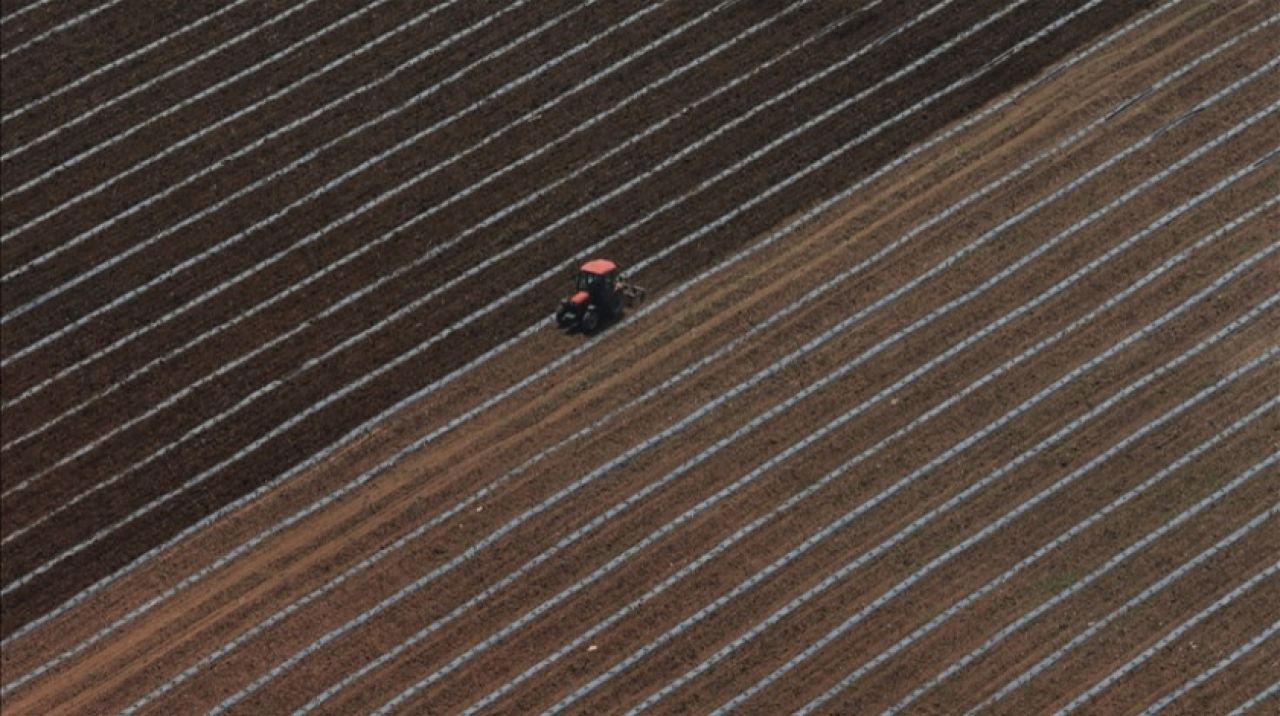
[3,0,1275,714]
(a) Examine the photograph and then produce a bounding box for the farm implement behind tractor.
[556,259,645,333]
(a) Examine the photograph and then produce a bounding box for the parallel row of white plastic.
[0,0,1186,687]
[99,3,890,705]
[0,0,56,28]
[390,85,1280,710]
[175,4,1157,712]
[1,0,1033,589]
[0,0,590,337]
[0,0,674,500]
[0,0,126,61]
[1,0,307,151]
[2,0,251,125]
[1057,542,1280,713]
[1141,615,1280,715]
[790,382,1280,716]
[554,265,1279,713]
[0,0,894,591]
[177,4,1198,712]
[462,187,1280,716]
[969,473,1280,712]
[0,0,993,667]
[981,504,1279,715]
[5,3,832,453]
[203,2,1063,706]
[115,4,1211,710]
[882,394,1280,715]
[1229,679,1280,715]
[0,0,830,444]
[367,79,1275,716]
[0,0,881,412]
[0,0,744,509]
[0,0,472,214]
[0,0,794,544]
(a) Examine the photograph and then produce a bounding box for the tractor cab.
[556,258,645,333]
[575,259,618,299]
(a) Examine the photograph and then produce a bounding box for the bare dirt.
[2,0,1275,713]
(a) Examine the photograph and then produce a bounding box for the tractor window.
[577,272,611,291]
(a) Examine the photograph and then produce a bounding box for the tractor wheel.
[555,305,575,326]
[581,308,600,333]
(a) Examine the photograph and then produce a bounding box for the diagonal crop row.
[0,0,478,220]
[966,489,1278,715]
[0,0,607,337]
[1141,615,1280,715]
[0,0,129,62]
[0,0,1191,664]
[970,478,1279,711]
[0,0,794,479]
[273,46,1280,713]
[106,15,1235,710]
[1229,677,1280,715]
[156,32,1276,715]
[135,8,1192,707]
[547,241,1279,715]
[792,364,1279,714]
[444,175,1280,716]
[0,0,753,509]
[887,394,1280,713]
[0,0,838,442]
[1056,545,1280,714]
[1,0,255,126]
[1,0,1057,597]
[0,0,325,162]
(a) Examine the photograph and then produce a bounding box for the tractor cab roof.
[579,259,618,276]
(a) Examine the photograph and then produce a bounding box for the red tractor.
[556,258,645,333]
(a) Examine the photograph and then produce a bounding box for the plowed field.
[2,0,1276,713]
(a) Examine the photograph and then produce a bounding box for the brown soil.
[2,0,1275,713]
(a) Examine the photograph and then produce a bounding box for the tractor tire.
[556,305,575,327]
[581,308,600,333]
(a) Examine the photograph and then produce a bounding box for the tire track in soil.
[0,0,1187,707]
[0,4,1223,707]
[0,0,832,500]
[209,25,1269,712]
[483,199,1274,716]
[450,190,1280,714]
[1,0,1143,638]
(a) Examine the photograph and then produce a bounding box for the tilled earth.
[1,0,1277,713]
